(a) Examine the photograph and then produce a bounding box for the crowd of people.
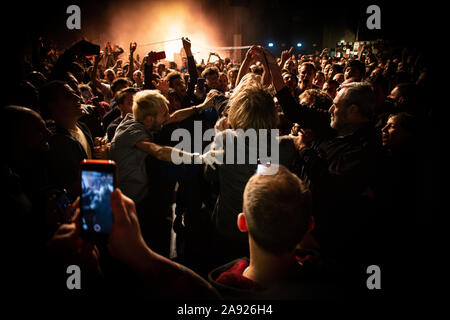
[3,34,432,302]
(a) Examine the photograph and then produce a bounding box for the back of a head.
[2,105,42,155]
[367,73,389,96]
[243,165,312,256]
[395,82,419,102]
[346,59,365,77]
[299,89,333,111]
[339,82,376,119]
[227,81,278,131]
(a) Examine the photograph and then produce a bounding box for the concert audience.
[3,33,431,302]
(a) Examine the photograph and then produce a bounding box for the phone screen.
[81,170,114,235]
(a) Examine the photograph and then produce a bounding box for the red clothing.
[215,253,315,292]
[215,260,264,291]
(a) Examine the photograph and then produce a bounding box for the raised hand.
[130,42,137,54]
[152,78,170,95]
[182,37,191,51]
[201,89,219,109]
[182,37,192,56]
[281,46,294,62]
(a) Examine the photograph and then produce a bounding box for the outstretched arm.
[164,90,218,125]
[108,189,220,299]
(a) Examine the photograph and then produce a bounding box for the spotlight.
[268,42,274,47]
[296,42,302,47]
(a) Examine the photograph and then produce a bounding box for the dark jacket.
[204,130,298,261]
[275,86,336,141]
[47,120,94,200]
[276,85,383,264]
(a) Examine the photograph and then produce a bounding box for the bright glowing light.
[268,42,274,47]
[100,1,224,66]
[297,42,302,47]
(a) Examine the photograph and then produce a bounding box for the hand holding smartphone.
[80,160,117,242]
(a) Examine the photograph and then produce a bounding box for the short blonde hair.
[228,82,279,131]
[132,90,169,122]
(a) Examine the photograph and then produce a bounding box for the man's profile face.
[53,84,83,119]
[153,103,170,131]
[344,66,353,80]
[329,88,349,130]
[120,92,135,115]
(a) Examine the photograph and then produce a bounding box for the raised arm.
[108,189,220,299]
[143,54,156,90]
[127,42,137,81]
[235,45,258,86]
[279,46,293,68]
[183,37,198,98]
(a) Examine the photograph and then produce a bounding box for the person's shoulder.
[117,114,139,129]
[208,258,264,292]
[113,114,149,143]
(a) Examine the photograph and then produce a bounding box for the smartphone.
[149,51,166,62]
[197,77,206,93]
[80,160,117,242]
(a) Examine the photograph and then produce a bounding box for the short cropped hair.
[132,90,169,122]
[346,59,366,77]
[202,66,220,78]
[299,62,316,73]
[339,82,376,119]
[165,71,183,88]
[228,82,278,131]
[388,112,418,135]
[111,77,132,94]
[243,165,312,255]
[116,87,138,105]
